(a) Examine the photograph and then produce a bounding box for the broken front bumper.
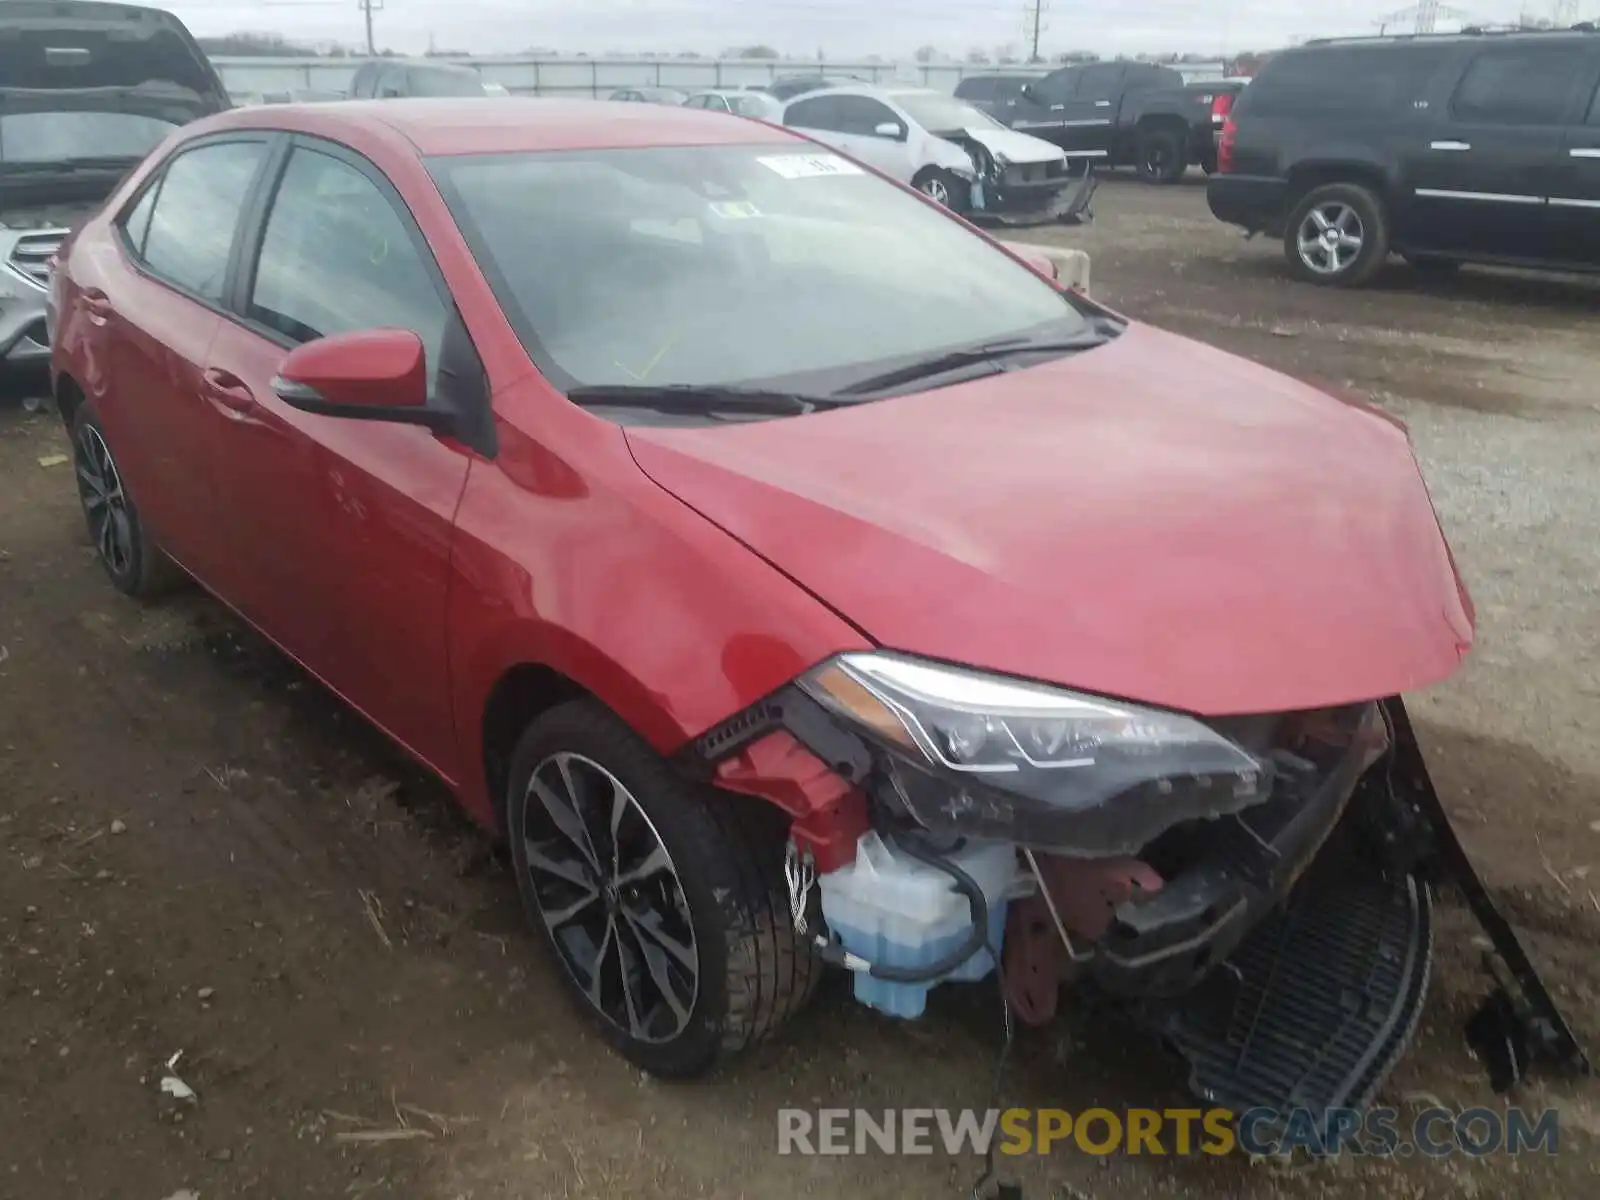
[967,166,1098,228]
[1004,699,1589,1111]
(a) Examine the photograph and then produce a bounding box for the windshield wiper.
[837,328,1118,397]
[565,383,850,416]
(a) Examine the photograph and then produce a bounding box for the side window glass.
[1034,69,1076,104]
[1451,49,1588,126]
[120,183,158,256]
[785,96,839,130]
[248,147,449,385]
[1078,64,1125,97]
[141,140,267,301]
[834,96,898,135]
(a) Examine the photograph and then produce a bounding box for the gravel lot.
[2,174,1597,1200]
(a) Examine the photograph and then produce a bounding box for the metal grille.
[7,232,64,289]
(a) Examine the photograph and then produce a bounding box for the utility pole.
[359,0,382,56]
[1024,0,1048,63]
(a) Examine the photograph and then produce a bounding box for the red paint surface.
[52,100,1473,846]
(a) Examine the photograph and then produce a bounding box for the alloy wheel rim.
[74,425,133,576]
[921,176,951,205]
[520,752,699,1043]
[1296,202,1364,275]
[1144,144,1170,176]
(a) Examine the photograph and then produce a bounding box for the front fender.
[446,395,872,826]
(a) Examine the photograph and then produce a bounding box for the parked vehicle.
[758,74,865,101]
[347,58,499,99]
[998,60,1247,182]
[607,86,688,105]
[779,85,1095,225]
[49,95,1585,1128]
[683,89,782,120]
[0,0,229,378]
[952,72,1039,118]
[1208,28,1600,286]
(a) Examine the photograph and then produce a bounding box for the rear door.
[82,135,273,593]
[204,137,476,778]
[1402,43,1589,261]
[1551,56,1600,267]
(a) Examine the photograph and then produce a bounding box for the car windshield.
[891,92,1002,133]
[0,110,175,164]
[727,94,775,117]
[429,143,1091,395]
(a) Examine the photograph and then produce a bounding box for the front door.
[1551,64,1600,267]
[84,136,273,592]
[1400,44,1590,261]
[782,94,915,180]
[205,138,474,779]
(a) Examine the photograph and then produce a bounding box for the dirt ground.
[3,174,1599,1200]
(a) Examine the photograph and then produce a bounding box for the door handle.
[1430,140,1471,151]
[1571,147,1600,159]
[201,367,257,414]
[82,290,112,325]
[1093,99,1111,107]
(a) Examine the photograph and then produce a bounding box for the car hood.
[947,124,1064,165]
[624,323,1474,717]
[0,81,214,124]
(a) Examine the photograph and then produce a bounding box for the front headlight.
[798,652,1268,854]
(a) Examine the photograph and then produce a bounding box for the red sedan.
[51,97,1503,1107]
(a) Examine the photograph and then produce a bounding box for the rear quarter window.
[1236,46,1451,117]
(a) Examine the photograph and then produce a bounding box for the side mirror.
[272,328,450,433]
[873,120,906,140]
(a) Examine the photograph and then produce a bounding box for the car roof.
[198,97,798,156]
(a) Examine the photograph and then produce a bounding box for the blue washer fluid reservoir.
[816,831,1023,1019]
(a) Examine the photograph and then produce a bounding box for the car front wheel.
[506,699,819,1078]
[913,167,967,212]
[1283,182,1390,287]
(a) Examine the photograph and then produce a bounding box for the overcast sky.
[162,0,1542,59]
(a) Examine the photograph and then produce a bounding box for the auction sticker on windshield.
[756,153,864,179]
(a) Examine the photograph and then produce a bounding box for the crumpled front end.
[684,666,1590,1123]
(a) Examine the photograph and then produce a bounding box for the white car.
[683,89,782,120]
[776,84,1078,219]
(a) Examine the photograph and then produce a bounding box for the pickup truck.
[991,61,1248,183]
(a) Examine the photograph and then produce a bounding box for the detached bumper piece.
[1149,821,1433,1115]
[969,165,1098,228]
[1378,699,1591,1092]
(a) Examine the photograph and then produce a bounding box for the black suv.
[0,1,229,376]
[1208,28,1600,286]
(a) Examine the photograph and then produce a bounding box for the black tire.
[1135,127,1186,184]
[71,402,184,599]
[912,167,966,212]
[1283,182,1390,287]
[506,698,819,1078]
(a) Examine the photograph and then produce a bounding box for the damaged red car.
[50,98,1586,1125]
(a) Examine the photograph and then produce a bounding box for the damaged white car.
[777,84,1096,226]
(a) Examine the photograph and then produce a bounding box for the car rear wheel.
[913,167,966,212]
[1136,128,1186,184]
[506,699,819,1078]
[71,404,184,599]
[1284,182,1390,287]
